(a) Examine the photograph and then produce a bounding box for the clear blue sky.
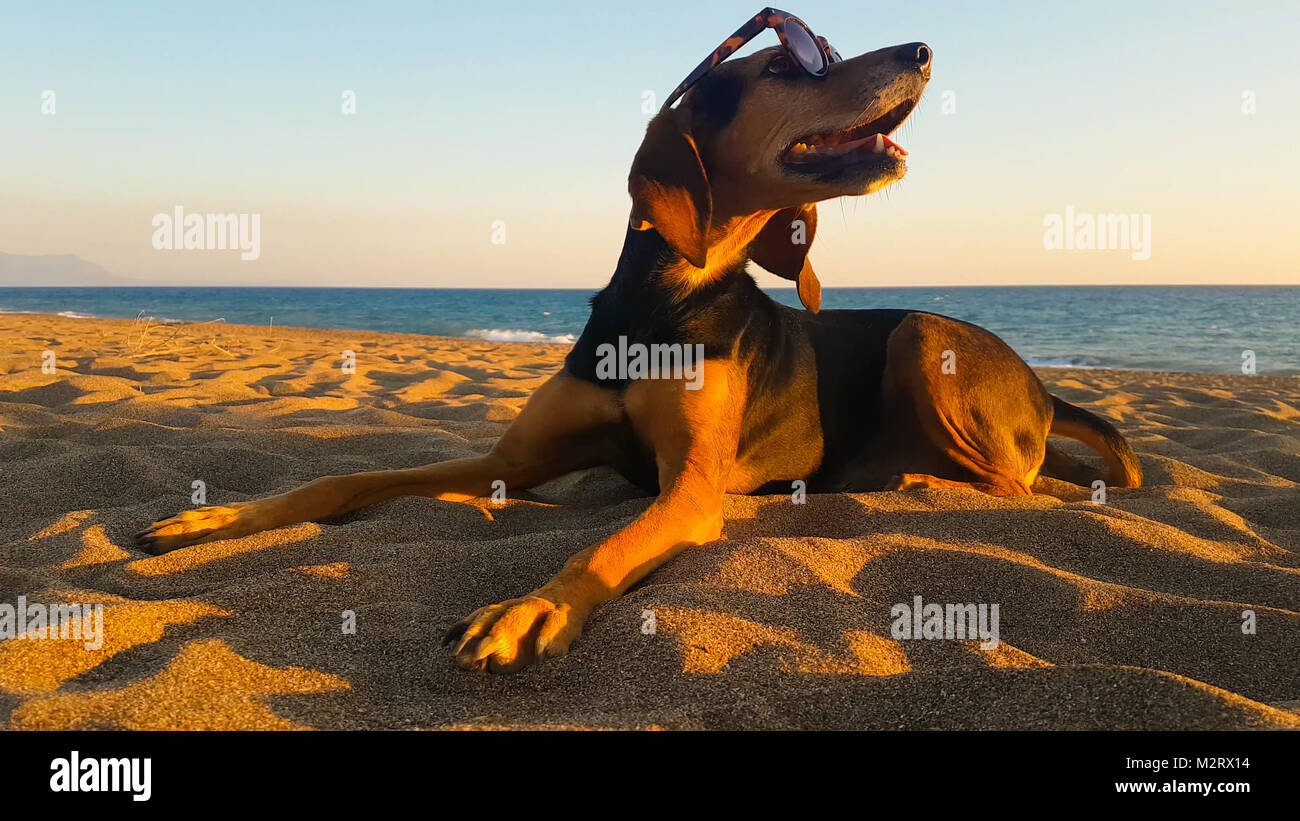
[2,0,1297,286]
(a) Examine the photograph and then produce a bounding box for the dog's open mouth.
[781,99,916,169]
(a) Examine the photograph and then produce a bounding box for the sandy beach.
[0,311,1297,730]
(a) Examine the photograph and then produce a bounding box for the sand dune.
[1,313,1297,729]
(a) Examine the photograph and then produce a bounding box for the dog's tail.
[1042,395,1143,488]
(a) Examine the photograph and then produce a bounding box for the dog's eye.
[766,53,796,76]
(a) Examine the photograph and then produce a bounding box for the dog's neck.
[567,211,788,384]
[616,212,775,300]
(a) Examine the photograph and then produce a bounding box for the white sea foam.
[0,308,100,319]
[466,328,577,343]
[1024,355,1103,369]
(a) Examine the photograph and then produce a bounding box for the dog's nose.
[898,42,932,77]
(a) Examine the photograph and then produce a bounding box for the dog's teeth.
[870,134,886,154]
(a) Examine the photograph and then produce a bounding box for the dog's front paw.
[133,504,255,554]
[443,594,587,673]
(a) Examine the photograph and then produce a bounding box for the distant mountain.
[0,253,138,286]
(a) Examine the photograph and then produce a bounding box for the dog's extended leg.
[135,374,624,553]
[445,362,742,673]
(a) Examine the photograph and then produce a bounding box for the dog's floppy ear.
[750,205,821,313]
[628,110,712,269]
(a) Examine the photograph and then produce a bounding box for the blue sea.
[2,286,1297,375]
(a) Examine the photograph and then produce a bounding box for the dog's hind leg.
[879,313,1054,497]
[887,472,1031,496]
[134,374,625,554]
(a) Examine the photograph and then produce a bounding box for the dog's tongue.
[832,133,907,156]
[788,132,907,161]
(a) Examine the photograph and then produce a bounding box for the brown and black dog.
[137,41,1141,672]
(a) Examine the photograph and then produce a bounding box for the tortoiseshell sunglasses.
[662,7,842,111]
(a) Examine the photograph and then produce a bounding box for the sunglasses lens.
[783,24,826,74]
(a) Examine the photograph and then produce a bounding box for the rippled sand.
[1,313,1297,729]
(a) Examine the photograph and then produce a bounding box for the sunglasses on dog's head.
[662,7,842,111]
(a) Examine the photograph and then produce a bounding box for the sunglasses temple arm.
[661,13,769,110]
[816,35,838,62]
